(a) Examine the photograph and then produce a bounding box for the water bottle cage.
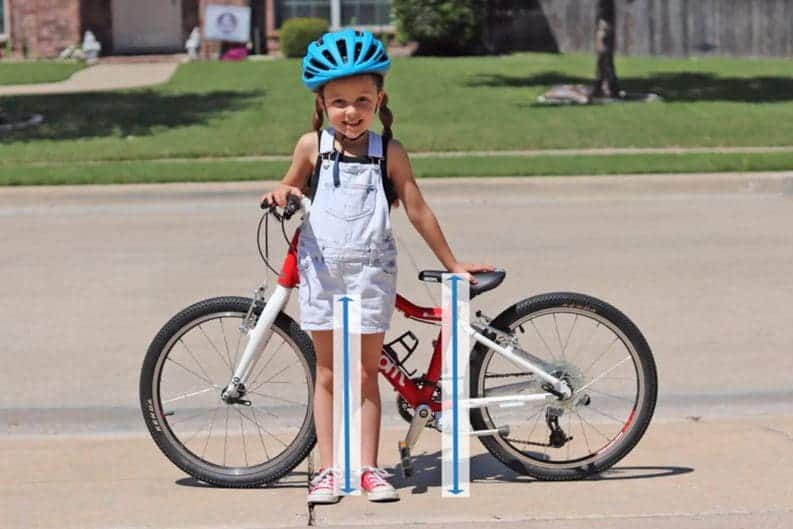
[382,330,420,377]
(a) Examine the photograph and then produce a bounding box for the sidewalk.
[2,417,791,529]
[0,62,179,96]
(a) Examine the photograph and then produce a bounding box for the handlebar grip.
[282,193,302,220]
[260,196,274,210]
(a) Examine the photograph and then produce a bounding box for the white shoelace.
[362,466,393,488]
[310,467,338,489]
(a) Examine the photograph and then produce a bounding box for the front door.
[112,0,183,53]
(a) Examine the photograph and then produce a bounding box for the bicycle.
[140,194,657,487]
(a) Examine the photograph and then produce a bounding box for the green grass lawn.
[0,61,85,85]
[2,53,793,183]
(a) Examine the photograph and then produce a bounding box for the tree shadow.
[384,450,693,494]
[0,89,262,141]
[466,71,793,103]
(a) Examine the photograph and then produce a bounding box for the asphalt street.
[1,173,792,528]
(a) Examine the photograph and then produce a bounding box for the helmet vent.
[337,40,348,61]
[363,44,377,62]
[354,42,363,61]
[322,49,335,64]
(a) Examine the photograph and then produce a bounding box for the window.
[0,0,8,39]
[276,0,331,28]
[276,0,392,29]
[341,0,391,27]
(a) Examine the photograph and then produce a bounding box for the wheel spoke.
[202,405,220,459]
[233,322,244,371]
[219,318,234,375]
[577,412,614,444]
[575,410,592,456]
[584,404,629,425]
[247,389,306,406]
[552,314,566,362]
[223,407,230,466]
[175,340,215,386]
[198,323,233,375]
[184,404,222,447]
[247,339,287,390]
[571,321,601,363]
[250,406,271,460]
[587,387,635,404]
[249,404,290,448]
[530,319,558,363]
[579,355,632,394]
[249,360,300,392]
[167,407,215,427]
[563,315,579,361]
[584,337,620,377]
[162,387,215,405]
[237,409,249,467]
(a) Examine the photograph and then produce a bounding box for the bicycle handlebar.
[260,193,310,221]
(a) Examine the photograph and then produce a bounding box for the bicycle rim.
[477,306,652,470]
[150,309,313,476]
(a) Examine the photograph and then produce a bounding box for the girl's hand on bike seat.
[260,185,303,209]
[449,262,497,285]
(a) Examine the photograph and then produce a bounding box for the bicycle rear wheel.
[140,296,316,487]
[470,292,657,480]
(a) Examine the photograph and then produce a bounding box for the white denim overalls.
[297,128,398,333]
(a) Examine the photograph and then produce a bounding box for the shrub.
[279,17,329,58]
[392,0,485,56]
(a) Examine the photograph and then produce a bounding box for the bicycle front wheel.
[140,296,316,487]
[470,292,657,481]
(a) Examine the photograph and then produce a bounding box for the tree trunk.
[593,0,620,98]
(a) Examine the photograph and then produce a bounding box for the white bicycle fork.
[220,284,292,401]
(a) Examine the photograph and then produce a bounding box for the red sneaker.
[360,466,399,502]
[307,467,341,504]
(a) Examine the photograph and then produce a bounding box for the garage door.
[112,0,183,53]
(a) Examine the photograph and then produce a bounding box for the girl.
[260,29,494,504]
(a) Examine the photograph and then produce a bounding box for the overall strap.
[308,128,397,208]
[308,129,323,202]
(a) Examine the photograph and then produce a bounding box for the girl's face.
[320,75,383,139]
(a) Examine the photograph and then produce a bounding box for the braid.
[312,97,324,131]
[378,92,393,141]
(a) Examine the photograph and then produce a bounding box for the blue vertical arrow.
[339,296,356,493]
[447,276,464,495]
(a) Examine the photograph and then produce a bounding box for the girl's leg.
[311,330,335,469]
[312,330,385,469]
[361,332,386,467]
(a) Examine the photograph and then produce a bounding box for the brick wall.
[9,0,81,58]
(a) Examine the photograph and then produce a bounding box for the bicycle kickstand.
[398,404,433,478]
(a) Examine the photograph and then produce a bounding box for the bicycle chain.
[484,372,534,379]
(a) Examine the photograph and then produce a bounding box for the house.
[0,0,393,59]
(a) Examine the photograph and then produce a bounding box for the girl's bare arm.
[260,132,317,207]
[387,140,494,282]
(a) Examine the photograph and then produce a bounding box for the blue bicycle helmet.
[302,28,391,91]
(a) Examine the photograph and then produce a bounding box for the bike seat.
[418,269,506,298]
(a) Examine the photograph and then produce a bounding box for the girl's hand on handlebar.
[260,184,303,209]
[448,262,496,285]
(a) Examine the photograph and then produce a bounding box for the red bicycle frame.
[278,229,445,413]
